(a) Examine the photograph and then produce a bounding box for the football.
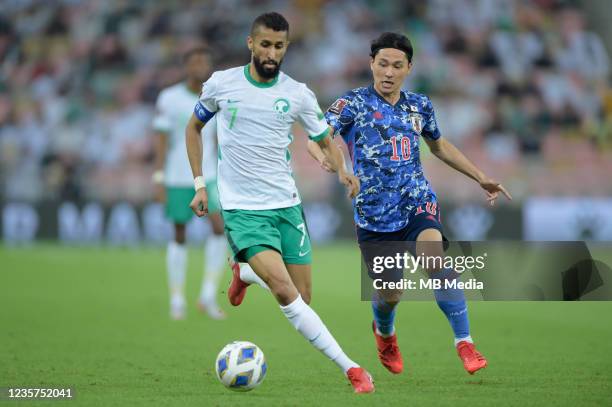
[215,341,267,391]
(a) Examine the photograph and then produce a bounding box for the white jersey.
[153,82,218,186]
[196,65,329,210]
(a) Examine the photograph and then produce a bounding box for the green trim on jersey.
[243,64,278,88]
[309,127,330,142]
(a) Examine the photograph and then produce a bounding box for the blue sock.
[371,293,397,336]
[433,268,470,340]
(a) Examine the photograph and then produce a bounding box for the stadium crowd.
[1,0,611,205]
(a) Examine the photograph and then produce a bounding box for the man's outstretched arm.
[425,137,512,206]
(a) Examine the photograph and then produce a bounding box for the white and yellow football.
[215,341,267,391]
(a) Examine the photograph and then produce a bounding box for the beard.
[191,73,208,84]
[252,55,282,79]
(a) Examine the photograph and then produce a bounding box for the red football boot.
[346,367,375,393]
[372,321,404,374]
[456,341,487,374]
[227,258,249,306]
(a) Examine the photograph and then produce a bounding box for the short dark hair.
[251,12,289,36]
[370,32,413,62]
[182,46,210,63]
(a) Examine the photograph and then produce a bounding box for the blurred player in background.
[314,32,512,375]
[185,12,375,393]
[152,47,226,320]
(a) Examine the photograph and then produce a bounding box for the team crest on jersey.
[273,98,291,119]
[328,98,347,115]
[408,112,423,135]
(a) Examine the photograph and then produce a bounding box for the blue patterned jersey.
[325,85,441,232]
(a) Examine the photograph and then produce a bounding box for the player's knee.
[382,292,402,306]
[423,256,444,274]
[385,298,400,307]
[424,265,443,274]
[419,246,445,274]
[416,229,444,273]
[379,289,402,304]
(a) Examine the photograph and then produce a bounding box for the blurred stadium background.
[1,0,612,245]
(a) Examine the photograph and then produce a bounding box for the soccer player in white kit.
[185,13,375,393]
[152,47,226,320]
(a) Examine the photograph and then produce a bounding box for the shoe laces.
[381,340,399,358]
[458,342,484,362]
[348,369,372,389]
[347,368,363,382]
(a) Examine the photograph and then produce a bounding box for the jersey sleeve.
[152,91,171,133]
[324,93,355,141]
[297,84,330,142]
[421,96,441,141]
[194,72,219,124]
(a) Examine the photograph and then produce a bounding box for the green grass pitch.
[1,243,611,406]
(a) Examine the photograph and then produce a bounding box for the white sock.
[240,263,270,290]
[280,295,358,374]
[200,234,227,304]
[171,294,185,308]
[454,335,473,346]
[167,241,187,301]
[375,326,395,338]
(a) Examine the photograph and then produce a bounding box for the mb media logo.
[273,98,290,119]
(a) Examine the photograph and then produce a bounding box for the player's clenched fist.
[190,188,209,217]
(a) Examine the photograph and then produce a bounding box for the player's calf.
[286,263,312,305]
[247,250,299,306]
[266,274,299,306]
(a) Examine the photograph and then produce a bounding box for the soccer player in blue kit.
[311,32,512,376]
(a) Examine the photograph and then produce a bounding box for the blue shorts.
[357,202,446,281]
[356,202,445,243]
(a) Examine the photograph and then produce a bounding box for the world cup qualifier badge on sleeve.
[328,98,347,115]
